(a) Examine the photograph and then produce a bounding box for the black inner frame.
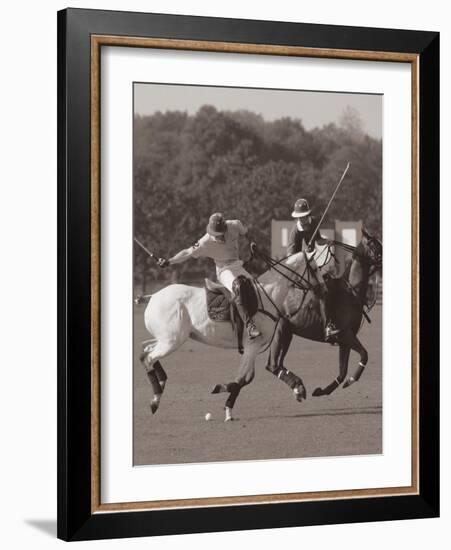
[57,8,439,541]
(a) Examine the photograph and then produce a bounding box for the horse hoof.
[224,416,234,422]
[293,385,307,402]
[212,384,223,394]
[312,387,323,397]
[343,377,355,389]
[150,402,159,414]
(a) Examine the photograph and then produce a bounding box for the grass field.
[133,304,382,466]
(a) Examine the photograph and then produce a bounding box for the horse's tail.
[134,293,152,305]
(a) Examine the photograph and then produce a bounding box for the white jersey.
[189,220,247,269]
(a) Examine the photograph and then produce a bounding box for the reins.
[247,250,313,352]
[252,239,381,327]
[252,247,313,292]
[251,245,325,322]
[331,239,357,255]
[252,277,285,320]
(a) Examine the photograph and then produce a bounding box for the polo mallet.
[299,162,351,318]
[134,238,161,263]
[307,161,351,249]
[133,238,161,304]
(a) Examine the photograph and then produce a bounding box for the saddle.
[204,279,245,353]
[205,279,233,321]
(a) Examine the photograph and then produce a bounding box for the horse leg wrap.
[226,382,240,394]
[224,407,233,422]
[312,379,339,397]
[343,364,365,388]
[153,361,167,389]
[354,362,366,382]
[147,370,162,395]
[225,382,240,409]
[323,379,340,395]
[211,382,240,395]
[277,367,302,390]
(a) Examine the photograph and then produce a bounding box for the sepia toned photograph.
[132,82,383,466]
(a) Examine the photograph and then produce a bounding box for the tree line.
[134,105,382,289]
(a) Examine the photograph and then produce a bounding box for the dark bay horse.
[266,229,383,399]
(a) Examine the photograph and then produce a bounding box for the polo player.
[157,212,261,339]
[288,198,339,342]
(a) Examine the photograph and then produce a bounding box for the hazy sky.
[134,83,382,139]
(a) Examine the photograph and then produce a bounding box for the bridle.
[251,245,332,323]
[248,247,320,345]
[251,247,316,293]
[252,237,382,323]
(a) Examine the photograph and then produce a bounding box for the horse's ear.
[362,226,371,239]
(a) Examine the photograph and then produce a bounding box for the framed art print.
[57,8,439,541]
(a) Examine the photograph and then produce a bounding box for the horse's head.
[360,227,383,272]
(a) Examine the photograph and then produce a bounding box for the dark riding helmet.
[206,212,227,236]
[291,198,311,218]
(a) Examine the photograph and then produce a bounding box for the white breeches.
[216,260,251,294]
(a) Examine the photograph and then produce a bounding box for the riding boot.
[319,296,339,342]
[246,318,261,339]
[325,322,340,342]
[234,300,261,339]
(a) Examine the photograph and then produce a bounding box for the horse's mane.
[257,251,306,285]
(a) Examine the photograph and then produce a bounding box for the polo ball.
[205,413,212,421]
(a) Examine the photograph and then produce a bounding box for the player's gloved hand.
[157,258,170,268]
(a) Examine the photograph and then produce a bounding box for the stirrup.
[325,323,340,342]
[247,321,261,339]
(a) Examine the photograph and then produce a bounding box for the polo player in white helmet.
[288,198,340,342]
[157,212,261,339]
